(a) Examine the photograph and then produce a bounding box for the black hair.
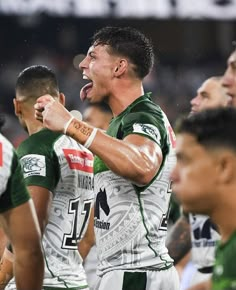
[15,65,59,100]
[91,26,154,79]
[176,107,236,152]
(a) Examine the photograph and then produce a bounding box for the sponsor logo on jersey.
[20,154,46,177]
[0,142,2,167]
[63,149,93,173]
[94,188,110,230]
[132,123,161,144]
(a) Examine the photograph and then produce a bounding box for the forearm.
[67,120,161,185]
[78,207,95,260]
[0,248,13,290]
[78,239,94,260]
[14,248,44,290]
[166,215,192,264]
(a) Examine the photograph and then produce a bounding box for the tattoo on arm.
[68,119,93,141]
[166,215,192,265]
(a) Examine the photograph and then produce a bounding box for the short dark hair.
[15,65,59,100]
[176,107,236,152]
[92,26,154,79]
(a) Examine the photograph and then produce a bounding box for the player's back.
[7,129,94,289]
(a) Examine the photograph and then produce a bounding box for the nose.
[190,95,199,107]
[222,69,233,88]
[79,56,88,71]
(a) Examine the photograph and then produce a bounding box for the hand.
[34,94,72,133]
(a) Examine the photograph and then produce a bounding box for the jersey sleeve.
[120,111,167,149]
[0,147,30,213]
[18,145,60,192]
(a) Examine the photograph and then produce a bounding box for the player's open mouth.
[80,75,93,101]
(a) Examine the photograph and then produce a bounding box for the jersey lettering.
[62,197,92,249]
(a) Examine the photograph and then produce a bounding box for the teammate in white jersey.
[167,76,231,290]
[34,26,179,290]
[0,115,44,290]
[0,65,95,290]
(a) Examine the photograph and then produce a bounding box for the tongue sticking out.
[80,82,93,101]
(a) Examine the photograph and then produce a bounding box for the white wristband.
[63,115,74,134]
[84,128,98,148]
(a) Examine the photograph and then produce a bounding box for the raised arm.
[35,95,163,186]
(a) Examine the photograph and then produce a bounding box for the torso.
[93,94,177,276]
[11,129,94,289]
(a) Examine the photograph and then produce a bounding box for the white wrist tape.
[63,115,74,134]
[84,128,98,148]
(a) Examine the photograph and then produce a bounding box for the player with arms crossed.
[0,65,94,290]
[34,26,179,290]
[0,114,44,290]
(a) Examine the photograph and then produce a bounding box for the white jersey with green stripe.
[6,129,94,289]
[0,133,30,212]
[93,94,176,276]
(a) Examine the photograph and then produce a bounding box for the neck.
[108,79,144,116]
[211,189,236,243]
[25,116,44,136]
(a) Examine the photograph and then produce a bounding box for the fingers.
[34,94,55,122]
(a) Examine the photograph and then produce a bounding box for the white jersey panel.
[190,213,221,269]
[0,134,13,196]
[94,144,176,276]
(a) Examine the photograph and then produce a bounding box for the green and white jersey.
[94,93,176,276]
[212,232,236,290]
[7,129,94,289]
[0,133,29,212]
[190,214,220,270]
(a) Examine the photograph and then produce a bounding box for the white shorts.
[95,267,180,290]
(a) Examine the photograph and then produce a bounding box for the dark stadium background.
[0,0,236,146]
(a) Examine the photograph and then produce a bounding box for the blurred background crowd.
[0,0,236,147]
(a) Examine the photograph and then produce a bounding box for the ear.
[58,93,65,106]
[13,98,21,117]
[217,152,235,184]
[113,59,127,77]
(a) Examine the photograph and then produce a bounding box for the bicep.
[27,185,53,234]
[124,134,163,171]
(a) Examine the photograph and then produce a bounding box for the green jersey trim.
[0,147,30,213]
[136,189,158,257]
[94,93,170,192]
